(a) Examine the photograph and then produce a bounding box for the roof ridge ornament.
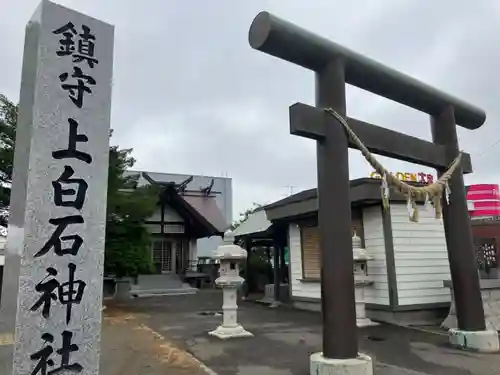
[200,178,215,196]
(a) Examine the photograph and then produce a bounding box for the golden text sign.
[370,171,434,184]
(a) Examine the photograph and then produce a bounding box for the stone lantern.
[352,232,378,327]
[209,230,253,339]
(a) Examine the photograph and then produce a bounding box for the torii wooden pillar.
[248,12,486,360]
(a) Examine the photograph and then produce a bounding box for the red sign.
[466,184,500,218]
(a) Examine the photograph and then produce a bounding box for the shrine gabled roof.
[145,174,229,238]
[181,193,229,234]
[264,178,427,222]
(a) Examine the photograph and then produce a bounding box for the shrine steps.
[131,288,198,298]
[131,274,198,298]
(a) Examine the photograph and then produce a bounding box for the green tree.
[104,144,159,278]
[231,202,268,291]
[0,94,17,208]
[0,94,159,278]
[231,202,263,230]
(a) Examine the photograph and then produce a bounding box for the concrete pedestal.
[449,328,499,353]
[310,352,373,375]
[355,280,378,327]
[114,279,132,301]
[258,283,290,305]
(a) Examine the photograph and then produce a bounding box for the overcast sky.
[1,0,500,220]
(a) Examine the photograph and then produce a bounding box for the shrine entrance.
[248,10,494,363]
[151,238,183,274]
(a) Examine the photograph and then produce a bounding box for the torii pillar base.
[449,329,499,353]
[310,352,373,375]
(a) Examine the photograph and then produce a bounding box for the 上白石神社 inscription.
[0,1,114,374]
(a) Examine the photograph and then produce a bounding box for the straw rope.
[324,108,463,221]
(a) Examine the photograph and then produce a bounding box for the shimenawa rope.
[324,108,463,222]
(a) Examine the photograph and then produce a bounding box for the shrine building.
[237,178,455,326]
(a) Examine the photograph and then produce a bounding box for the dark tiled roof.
[264,177,429,221]
[148,172,230,237]
[264,188,316,210]
[182,195,229,233]
[264,178,385,210]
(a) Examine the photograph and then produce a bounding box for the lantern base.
[209,324,253,339]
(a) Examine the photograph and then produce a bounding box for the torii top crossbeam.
[249,11,485,130]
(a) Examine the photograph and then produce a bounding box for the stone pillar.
[0,260,3,307]
[243,237,252,300]
[222,287,238,327]
[352,233,378,328]
[354,280,377,327]
[271,243,281,308]
[189,239,198,271]
[0,2,114,374]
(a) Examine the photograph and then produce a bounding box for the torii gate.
[248,11,497,373]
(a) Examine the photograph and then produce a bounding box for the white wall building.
[264,178,452,326]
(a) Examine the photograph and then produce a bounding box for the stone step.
[135,274,185,289]
[131,287,198,298]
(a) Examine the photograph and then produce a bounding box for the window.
[301,225,321,279]
[151,240,173,272]
[300,214,364,279]
[164,223,184,233]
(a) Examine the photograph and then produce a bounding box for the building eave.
[265,178,428,222]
